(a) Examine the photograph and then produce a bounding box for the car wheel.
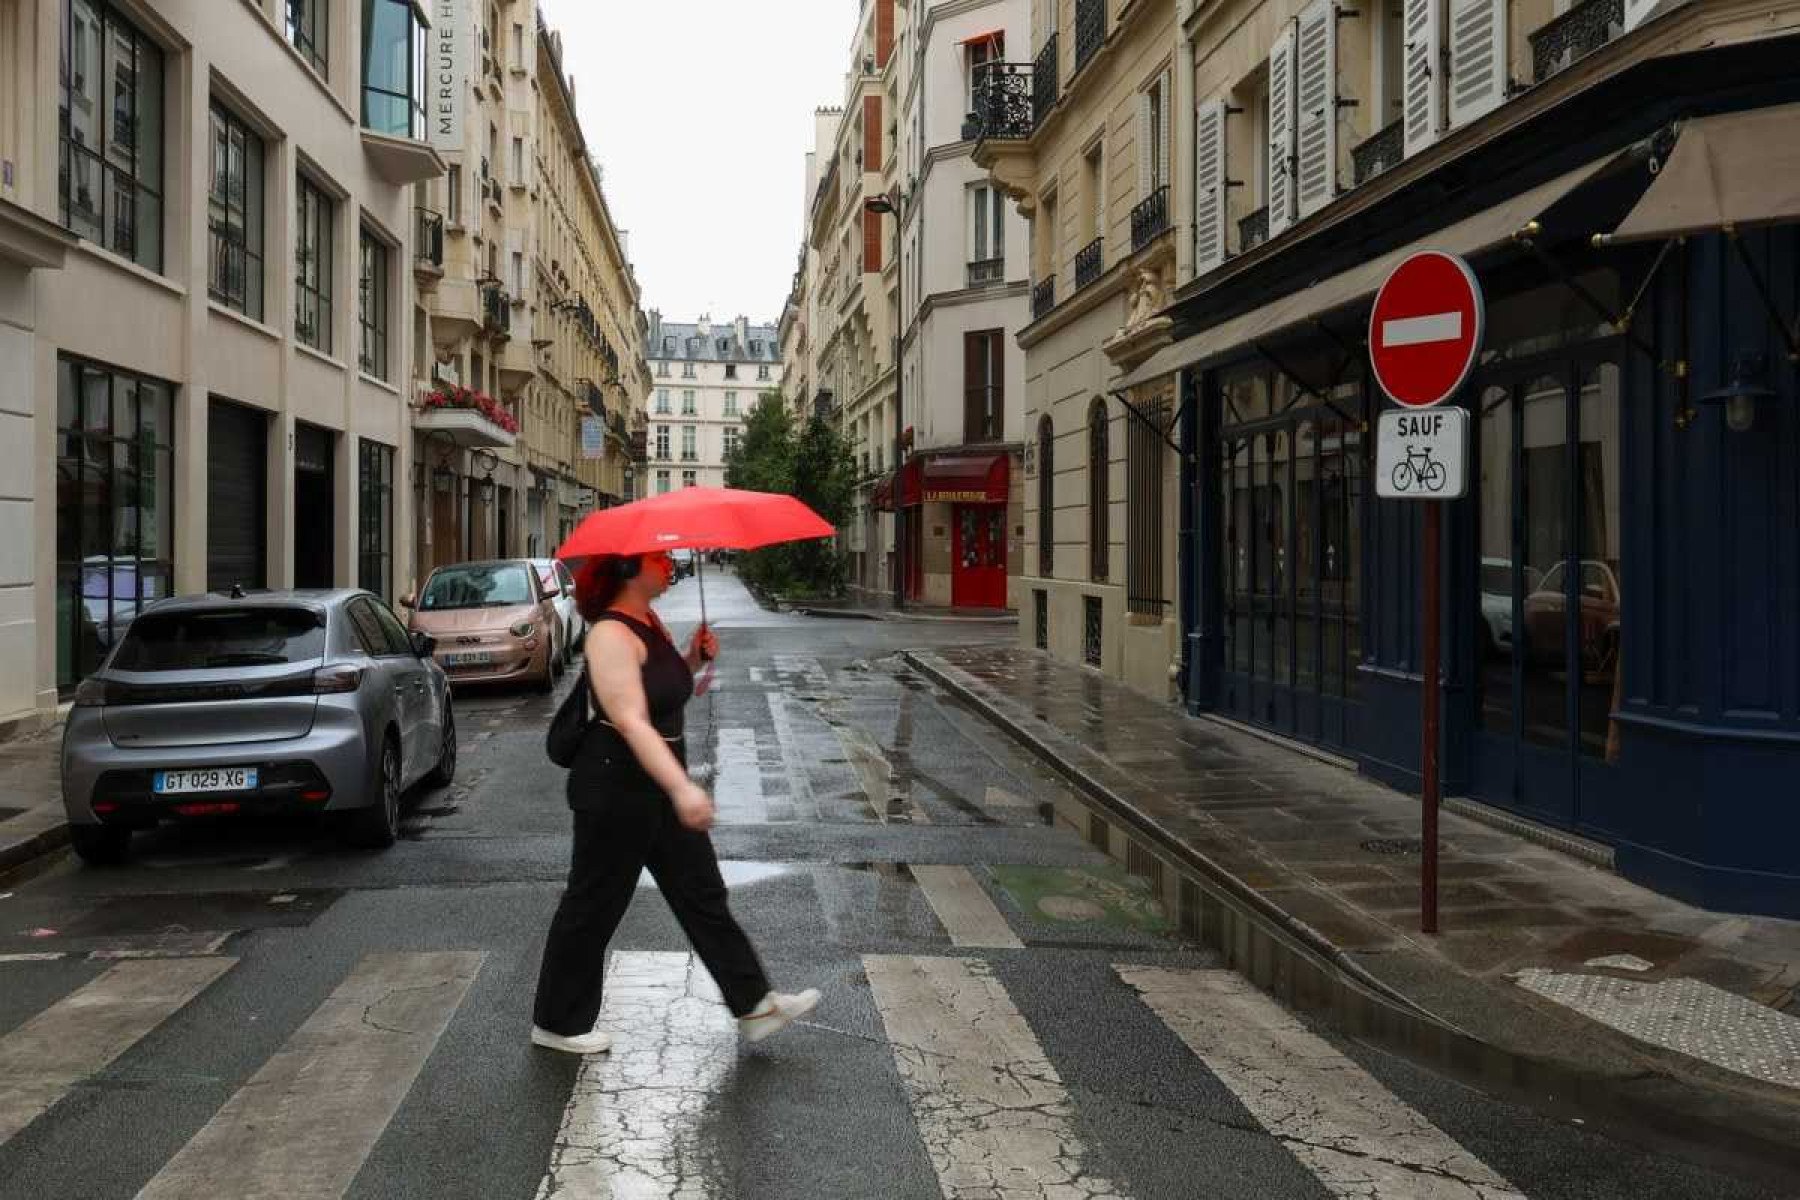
[424,704,457,788]
[534,646,555,693]
[346,734,402,849]
[71,823,132,866]
[551,634,566,678]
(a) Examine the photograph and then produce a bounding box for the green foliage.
[725,391,856,598]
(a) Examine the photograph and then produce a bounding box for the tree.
[726,392,855,597]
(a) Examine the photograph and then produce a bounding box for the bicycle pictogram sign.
[1375,408,1467,501]
[1390,444,1448,493]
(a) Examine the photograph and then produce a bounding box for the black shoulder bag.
[546,669,592,767]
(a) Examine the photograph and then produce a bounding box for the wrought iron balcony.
[1074,236,1104,290]
[481,284,511,336]
[1239,206,1269,252]
[1130,186,1170,253]
[1531,0,1625,83]
[967,257,1005,286]
[1033,34,1059,126]
[964,62,1035,143]
[584,382,604,416]
[1074,0,1106,77]
[1352,121,1404,186]
[1032,276,1056,321]
[413,207,443,269]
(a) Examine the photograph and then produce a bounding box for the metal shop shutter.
[206,398,268,593]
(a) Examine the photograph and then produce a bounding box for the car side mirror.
[1583,584,1608,600]
[410,631,436,658]
[399,593,416,609]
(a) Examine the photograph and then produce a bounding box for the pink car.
[402,559,560,692]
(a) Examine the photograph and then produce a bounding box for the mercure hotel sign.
[430,0,468,152]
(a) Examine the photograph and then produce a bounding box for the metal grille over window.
[1074,0,1105,76]
[1127,403,1168,617]
[1083,595,1103,666]
[1037,415,1055,576]
[1088,401,1109,583]
[1032,275,1056,321]
[1033,34,1059,126]
[967,63,1034,142]
[1034,590,1048,650]
[1074,237,1104,290]
[1130,186,1170,254]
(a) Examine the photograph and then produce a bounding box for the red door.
[951,505,1007,608]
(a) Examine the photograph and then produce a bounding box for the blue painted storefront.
[1171,78,1800,916]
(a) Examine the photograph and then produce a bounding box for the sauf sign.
[430,0,469,152]
[1366,249,1484,937]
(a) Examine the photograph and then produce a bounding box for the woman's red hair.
[573,555,638,621]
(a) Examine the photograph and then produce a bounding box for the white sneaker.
[738,989,820,1043]
[530,1025,614,1055]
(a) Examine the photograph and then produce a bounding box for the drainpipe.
[1173,0,1197,286]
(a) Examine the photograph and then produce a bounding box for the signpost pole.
[1421,503,1441,934]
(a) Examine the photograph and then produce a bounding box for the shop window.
[60,0,165,271]
[55,356,175,691]
[358,440,395,599]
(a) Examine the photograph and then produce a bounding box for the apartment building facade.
[410,3,647,572]
[975,0,1800,914]
[644,314,779,494]
[880,0,1033,611]
[779,107,844,427]
[0,0,444,732]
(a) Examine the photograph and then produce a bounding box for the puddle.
[990,864,1175,937]
[632,861,797,889]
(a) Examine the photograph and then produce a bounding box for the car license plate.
[154,768,258,795]
[443,651,493,666]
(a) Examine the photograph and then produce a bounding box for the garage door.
[207,398,267,593]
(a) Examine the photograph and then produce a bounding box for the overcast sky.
[535,0,858,328]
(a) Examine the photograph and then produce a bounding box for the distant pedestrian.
[531,550,819,1055]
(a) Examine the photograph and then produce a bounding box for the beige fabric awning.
[1607,103,1800,243]
[1114,152,1624,391]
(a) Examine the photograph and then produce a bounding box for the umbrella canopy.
[555,486,836,560]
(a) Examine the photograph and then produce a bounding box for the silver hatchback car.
[61,590,456,864]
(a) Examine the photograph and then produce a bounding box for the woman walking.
[531,550,818,1054]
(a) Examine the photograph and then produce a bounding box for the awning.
[1606,103,1800,243]
[1114,151,1626,390]
[920,454,1008,504]
[959,29,1004,48]
[872,474,894,511]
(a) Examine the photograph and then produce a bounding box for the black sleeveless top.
[566,609,692,809]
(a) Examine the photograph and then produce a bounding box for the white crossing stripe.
[865,955,1126,1199]
[712,726,766,823]
[1118,966,1525,1199]
[0,957,236,1145]
[1381,311,1463,347]
[536,951,738,1200]
[909,866,1024,949]
[138,951,483,1200]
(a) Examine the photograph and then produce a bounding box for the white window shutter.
[1623,0,1661,29]
[1402,0,1444,158]
[1137,91,1155,199]
[1193,98,1228,273]
[1158,70,1172,191]
[1267,25,1297,237]
[1294,0,1337,218]
[1448,0,1506,129]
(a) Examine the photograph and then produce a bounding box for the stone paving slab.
[0,727,66,875]
[903,644,1800,1173]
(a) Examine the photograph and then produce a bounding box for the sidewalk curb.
[0,822,69,881]
[902,649,1800,1187]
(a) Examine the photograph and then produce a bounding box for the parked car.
[670,549,697,581]
[403,559,559,692]
[1477,557,1544,658]
[531,557,583,668]
[60,590,455,865]
[1522,559,1621,676]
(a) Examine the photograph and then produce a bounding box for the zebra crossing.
[0,943,1567,1200]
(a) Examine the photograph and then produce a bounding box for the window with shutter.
[1448,0,1505,128]
[1294,0,1337,218]
[1137,91,1155,200]
[1193,99,1228,273]
[1267,25,1297,237]
[1402,0,1444,158]
[1157,71,1172,191]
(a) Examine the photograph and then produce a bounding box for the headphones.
[610,556,641,581]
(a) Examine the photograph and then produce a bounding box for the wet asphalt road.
[0,573,1787,1199]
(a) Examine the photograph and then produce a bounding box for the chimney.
[734,316,749,349]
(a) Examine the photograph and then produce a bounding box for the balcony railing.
[967,257,1005,286]
[1352,121,1404,186]
[1239,206,1269,253]
[585,382,604,416]
[481,284,511,336]
[1032,275,1056,321]
[1033,34,1059,126]
[414,207,444,269]
[1075,0,1106,77]
[1130,186,1170,253]
[1531,0,1625,83]
[964,63,1035,143]
[1074,237,1104,290]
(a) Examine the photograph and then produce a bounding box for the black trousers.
[532,791,771,1036]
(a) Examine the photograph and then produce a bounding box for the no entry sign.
[1369,251,1484,408]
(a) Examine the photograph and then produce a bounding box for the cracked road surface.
[0,575,1788,1198]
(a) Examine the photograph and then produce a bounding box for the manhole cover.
[1360,837,1423,856]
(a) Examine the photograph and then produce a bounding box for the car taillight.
[510,620,537,638]
[312,665,365,694]
[73,678,110,708]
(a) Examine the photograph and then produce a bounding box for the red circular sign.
[1368,251,1485,408]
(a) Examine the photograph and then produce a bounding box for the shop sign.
[924,489,994,504]
[430,0,469,152]
[579,416,604,459]
[1375,408,1468,500]
[1369,251,1484,409]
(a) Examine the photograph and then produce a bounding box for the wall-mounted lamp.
[1700,350,1777,434]
[431,464,455,494]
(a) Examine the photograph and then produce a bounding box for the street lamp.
[865,191,904,611]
